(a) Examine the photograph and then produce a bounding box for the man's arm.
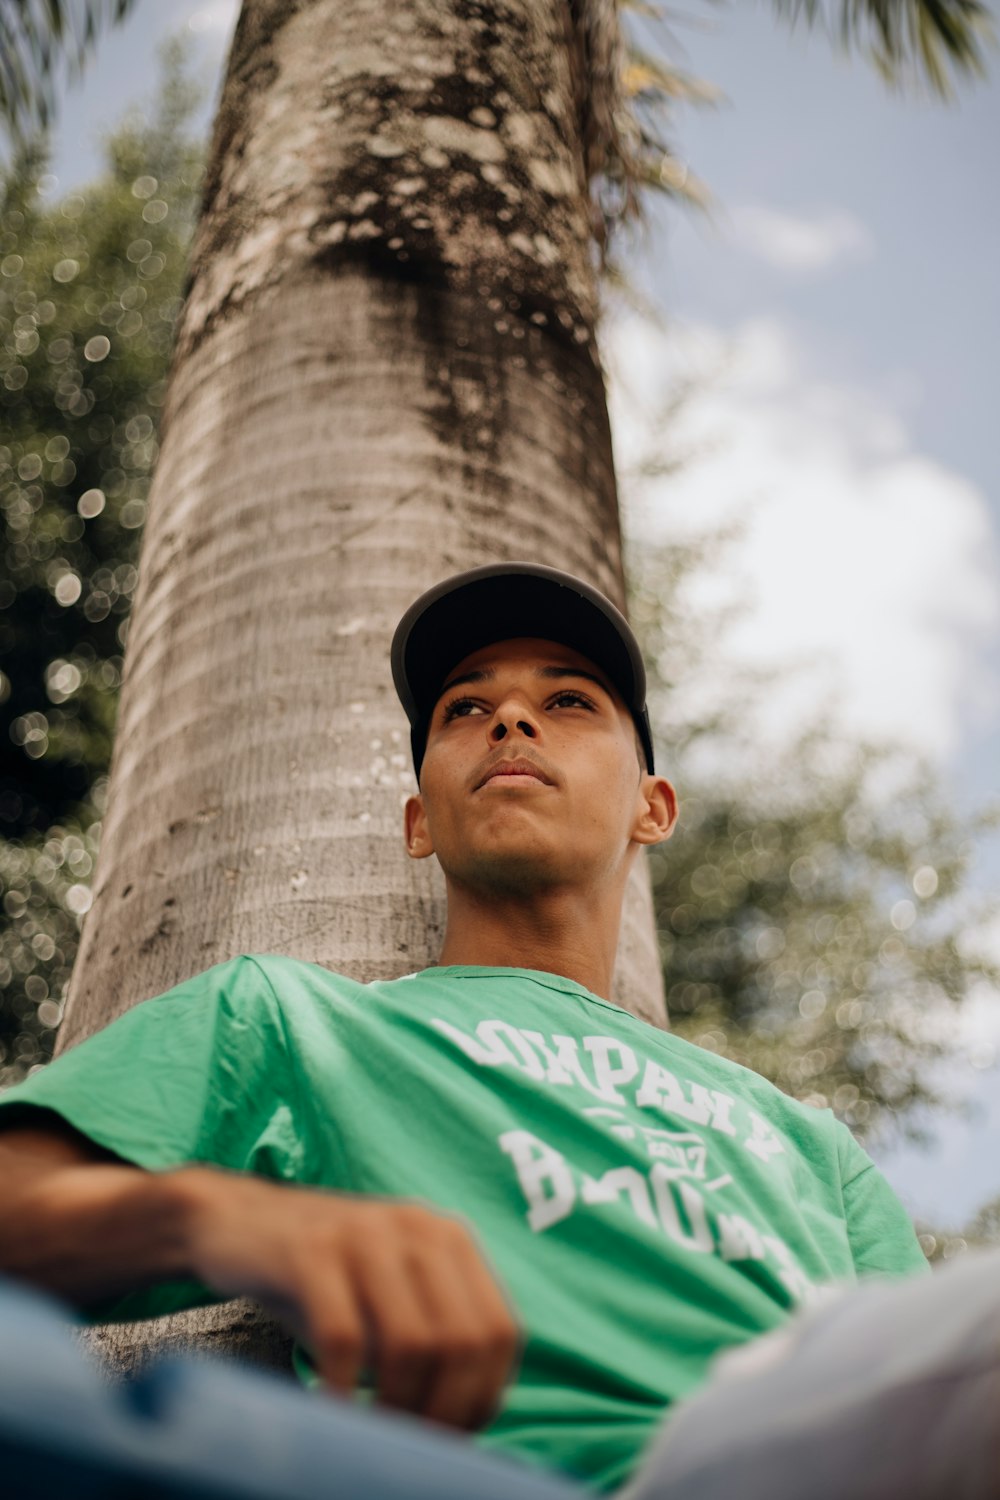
[0,1121,519,1431]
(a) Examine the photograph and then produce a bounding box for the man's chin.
[450,844,570,899]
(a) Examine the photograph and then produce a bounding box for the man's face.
[404,637,677,897]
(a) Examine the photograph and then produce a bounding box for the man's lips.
[474,758,556,791]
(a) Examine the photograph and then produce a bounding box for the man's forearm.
[0,1133,519,1426]
[0,1150,207,1307]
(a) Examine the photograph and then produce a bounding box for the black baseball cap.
[390,562,655,777]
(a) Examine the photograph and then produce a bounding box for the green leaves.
[628,537,1000,1145]
[1,0,139,143]
[651,758,995,1141]
[0,42,201,1080]
[770,0,993,97]
[0,813,100,1083]
[596,0,991,256]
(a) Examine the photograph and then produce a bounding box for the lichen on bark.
[181,0,607,363]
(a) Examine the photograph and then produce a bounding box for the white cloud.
[608,315,1000,762]
[729,204,874,273]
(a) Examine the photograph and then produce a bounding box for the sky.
[612,4,1000,798]
[19,0,1000,1227]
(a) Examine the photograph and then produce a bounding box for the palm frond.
[572,0,718,261]
[0,0,138,142]
[771,0,993,96]
[576,0,991,257]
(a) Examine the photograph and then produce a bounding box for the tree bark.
[62,0,665,1372]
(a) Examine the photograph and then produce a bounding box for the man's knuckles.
[378,1323,441,1368]
[446,1307,517,1359]
[310,1315,364,1360]
[488,1317,519,1362]
[433,1214,477,1248]
[387,1201,465,1244]
[378,1319,503,1377]
[433,1330,489,1366]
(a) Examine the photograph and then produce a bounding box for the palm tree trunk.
[63,0,664,1373]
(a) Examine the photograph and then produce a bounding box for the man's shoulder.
[236,954,426,1012]
[135,954,372,1027]
[236,953,368,1004]
[658,1026,846,1146]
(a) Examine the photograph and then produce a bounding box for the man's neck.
[435,882,623,1000]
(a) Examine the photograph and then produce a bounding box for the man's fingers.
[407,1221,521,1430]
[249,1200,519,1430]
[356,1238,441,1414]
[300,1270,367,1396]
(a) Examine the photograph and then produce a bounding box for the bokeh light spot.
[45,660,83,702]
[890,899,916,931]
[65,885,92,916]
[798,989,826,1019]
[77,488,106,518]
[54,573,82,606]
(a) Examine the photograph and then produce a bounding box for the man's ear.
[631,775,678,848]
[404,794,435,860]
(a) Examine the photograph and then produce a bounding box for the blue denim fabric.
[0,1278,582,1500]
[5,1255,1000,1500]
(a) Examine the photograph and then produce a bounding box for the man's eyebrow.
[439,667,495,696]
[537,665,613,697]
[437,664,613,699]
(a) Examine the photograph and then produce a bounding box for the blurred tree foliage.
[628,531,999,1147]
[916,1200,1000,1264]
[0,41,202,1085]
[913,1189,1000,1264]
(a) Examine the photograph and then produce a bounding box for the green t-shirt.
[0,956,927,1491]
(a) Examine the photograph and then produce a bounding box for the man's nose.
[488,697,539,743]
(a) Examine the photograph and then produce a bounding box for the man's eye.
[550,690,594,709]
[442,697,482,722]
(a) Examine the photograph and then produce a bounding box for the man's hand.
[0,1124,519,1432]
[182,1170,520,1430]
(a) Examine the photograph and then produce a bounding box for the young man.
[0,565,991,1499]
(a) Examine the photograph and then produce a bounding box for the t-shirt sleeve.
[0,954,305,1322]
[836,1127,929,1279]
[0,955,303,1179]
